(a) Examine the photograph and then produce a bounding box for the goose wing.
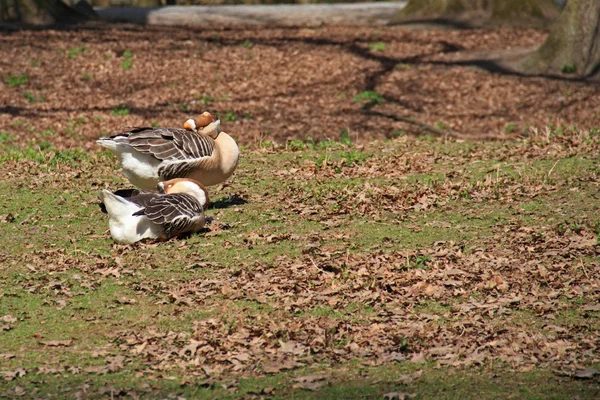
[119,127,216,161]
[134,193,204,238]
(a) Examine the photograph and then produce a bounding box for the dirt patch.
[0,23,599,149]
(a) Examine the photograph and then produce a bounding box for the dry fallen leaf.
[292,374,327,391]
[39,340,73,347]
[0,315,17,323]
[574,369,598,380]
[14,386,26,396]
[279,340,306,356]
[262,358,302,374]
[383,391,415,400]
[0,368,26,381]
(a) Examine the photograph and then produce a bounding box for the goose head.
[158,178,209,209]
[184,112,220,139]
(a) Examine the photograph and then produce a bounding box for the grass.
[23,90,45,103]
[111,104,130,116]
[121,50,133,70]
[1,128,600,398]
[197,94,215,105]
[560,63,576,74]
[353,90,385,109]
[5,73,28,87]
[369,42,386,52]
[0,357,597,399]
[504,123,518,134]
[224,109,237,122]
[68,46,87,59]
[0,131,15,143]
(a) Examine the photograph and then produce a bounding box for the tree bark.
[0,0,13,20]
[522,0,600,77]
[3,0,95,24]
[91,0,111,7]
[399,0,561,27]
[138,0,162,7]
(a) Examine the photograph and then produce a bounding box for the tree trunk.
[0,0,13,20]
[399,0,561,27]
[138,0,162,7]
[91,0,111,7]
[522,0,600,77]
[3,0,95,24]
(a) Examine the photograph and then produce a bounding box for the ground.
[1,23,599,147]
[0,23,600,399]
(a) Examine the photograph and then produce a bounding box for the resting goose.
[96,112,239,190]
[99,178,209,244]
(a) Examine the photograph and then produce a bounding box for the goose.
[98,178,209,244]
[96,112,239,190]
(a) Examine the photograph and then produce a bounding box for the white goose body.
[96,113,239,190]
[99,189,162,244]
[99,179,209,244]
[99,142,162,190]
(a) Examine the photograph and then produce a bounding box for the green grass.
[0,358,597,399]
[121,49,133,70]
[0,131,15,143]
[197,94,215,105]
[369,41,386,52]
[1,129,600,398]
[224,109,237,122]
[560,63,576,74]
[111,104,130,116]
[68,46,87,59]
[5,73,28,87]
[353,90,385,109]
[504,123,518,134]
[121,59,133,70]
[23,90,45,103]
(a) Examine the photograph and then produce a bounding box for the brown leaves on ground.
[383,391,415,400]
[276,126,600,220]
[1,24,599,151]
[0,315,17,331]
[0,368,26,381]
[103,222,600,379]
[292,374,327,391]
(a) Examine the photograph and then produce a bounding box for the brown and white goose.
[99,178,209,244]
[96,112,239,190]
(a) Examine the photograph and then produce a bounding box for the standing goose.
[96,112,239,190]
[99,178,209,244]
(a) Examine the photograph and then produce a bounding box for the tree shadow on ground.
[3,23,598,139]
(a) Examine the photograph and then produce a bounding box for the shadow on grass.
[209,194,248,210]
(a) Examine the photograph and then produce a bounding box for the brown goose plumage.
[96,112,239,190]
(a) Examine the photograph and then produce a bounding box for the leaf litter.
[1,24,599,150]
